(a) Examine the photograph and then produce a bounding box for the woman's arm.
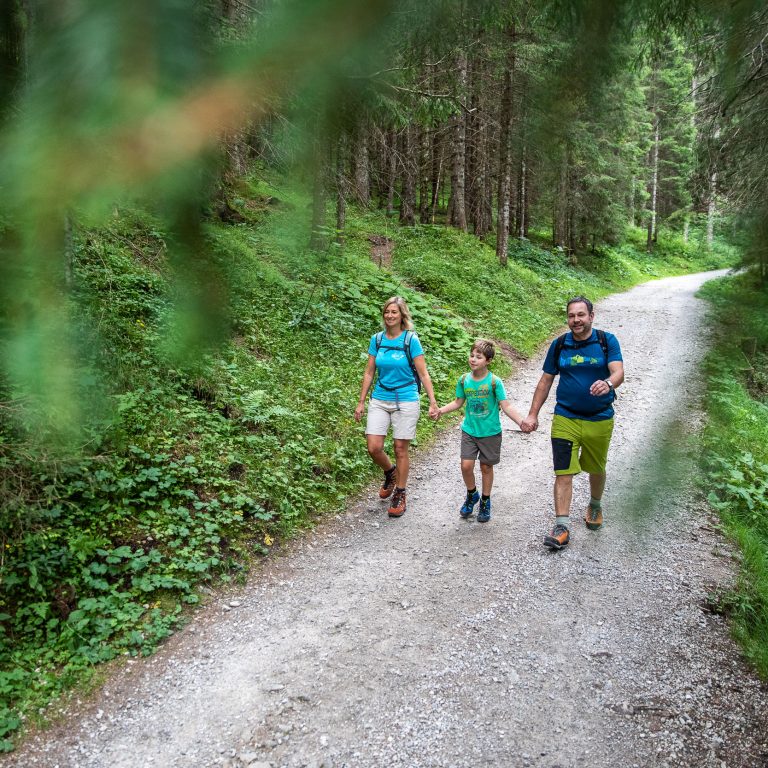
[413,355,440,420]
[354,355,377,422]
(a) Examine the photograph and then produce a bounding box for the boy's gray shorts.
[460,430,502,465]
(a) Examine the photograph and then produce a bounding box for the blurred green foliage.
[699,272,768,676]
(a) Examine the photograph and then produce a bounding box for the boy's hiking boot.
[379,466,397,499]
[585,504,603,530]
[543,523,570,550]
[459,490,480,519]
[477,498,492,523]
[388,488,407,517]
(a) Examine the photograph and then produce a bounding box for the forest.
[1,0,767,752]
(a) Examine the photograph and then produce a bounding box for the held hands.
[429,403,441,421]
[520,415,538,433]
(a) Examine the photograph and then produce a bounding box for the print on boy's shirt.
[466,383,492,417]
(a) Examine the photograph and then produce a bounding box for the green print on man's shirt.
[456,372,507,438]
[565,354,601,366]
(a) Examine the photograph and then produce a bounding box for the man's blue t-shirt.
[542,330,622,421]
[368,331,424,402]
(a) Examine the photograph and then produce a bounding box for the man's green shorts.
[550,414,614,475]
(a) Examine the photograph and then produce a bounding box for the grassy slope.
[698,272,768,675]
[0,176,736,748]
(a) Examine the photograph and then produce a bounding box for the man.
[521,297,624,550]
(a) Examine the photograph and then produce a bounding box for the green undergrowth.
[0,174,737,749]
[699,272,768,676]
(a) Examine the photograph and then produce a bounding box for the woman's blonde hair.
[381,296,414,331]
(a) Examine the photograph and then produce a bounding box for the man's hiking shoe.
[388,488,407,517]
[543,524,570,550]
[459,490,480,519]
[585,504,603,530]
[477,498,492,523]
[379,466,397,499]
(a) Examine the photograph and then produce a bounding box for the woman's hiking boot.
[585,504,603,530]
[543,523,570,550]
[459,490,480,519]
[477,498,492,523]
[379,465,397,499]
[388,488,407,517]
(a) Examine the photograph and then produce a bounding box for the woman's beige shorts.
[365,399,420,440]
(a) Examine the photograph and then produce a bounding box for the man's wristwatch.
[604,379,614,391]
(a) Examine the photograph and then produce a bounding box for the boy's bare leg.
[461,459,476,490]
[480,463,493,496]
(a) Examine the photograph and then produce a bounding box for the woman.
[354,296,439,518]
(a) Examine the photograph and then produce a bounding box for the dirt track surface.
[9,270,768,768]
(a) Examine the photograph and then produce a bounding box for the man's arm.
[521,372,555,432]
[588,360,624,397]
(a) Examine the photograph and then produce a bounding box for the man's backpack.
[552,329,609,374]
[374,330,422,393]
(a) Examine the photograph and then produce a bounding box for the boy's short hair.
[471,338,495,361]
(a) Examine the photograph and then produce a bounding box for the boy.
[435,339,524,522]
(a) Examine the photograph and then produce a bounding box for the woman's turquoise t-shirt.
[368,331,423,402]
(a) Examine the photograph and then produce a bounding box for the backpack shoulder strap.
[596,329,608,358]
[553,333,568,373]
[375,331,384,352]
[403,330,414,364]
[403,330,422,392]
[492,374,503,399]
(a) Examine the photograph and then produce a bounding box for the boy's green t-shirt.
[456,371,507,438]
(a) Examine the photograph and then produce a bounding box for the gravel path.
[8,270,768,768]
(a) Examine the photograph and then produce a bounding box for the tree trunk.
[335,133,347,246]
[647,120,659,252]
[495,29,515,266]
[399,126,416,226]
[309,140,327,250]
[419,125,431,224]
[386,129,397,218]
[518,144,527,239]
[448,52,468,232]
[554,150,568,249]
[430,130,443,223]
[473,124,492,240]
[0,0,27,126]
[706,127,719,250]
[353,125,370,208]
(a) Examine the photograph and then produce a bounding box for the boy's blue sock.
[589,497,602,510]
[555,515,570,529]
